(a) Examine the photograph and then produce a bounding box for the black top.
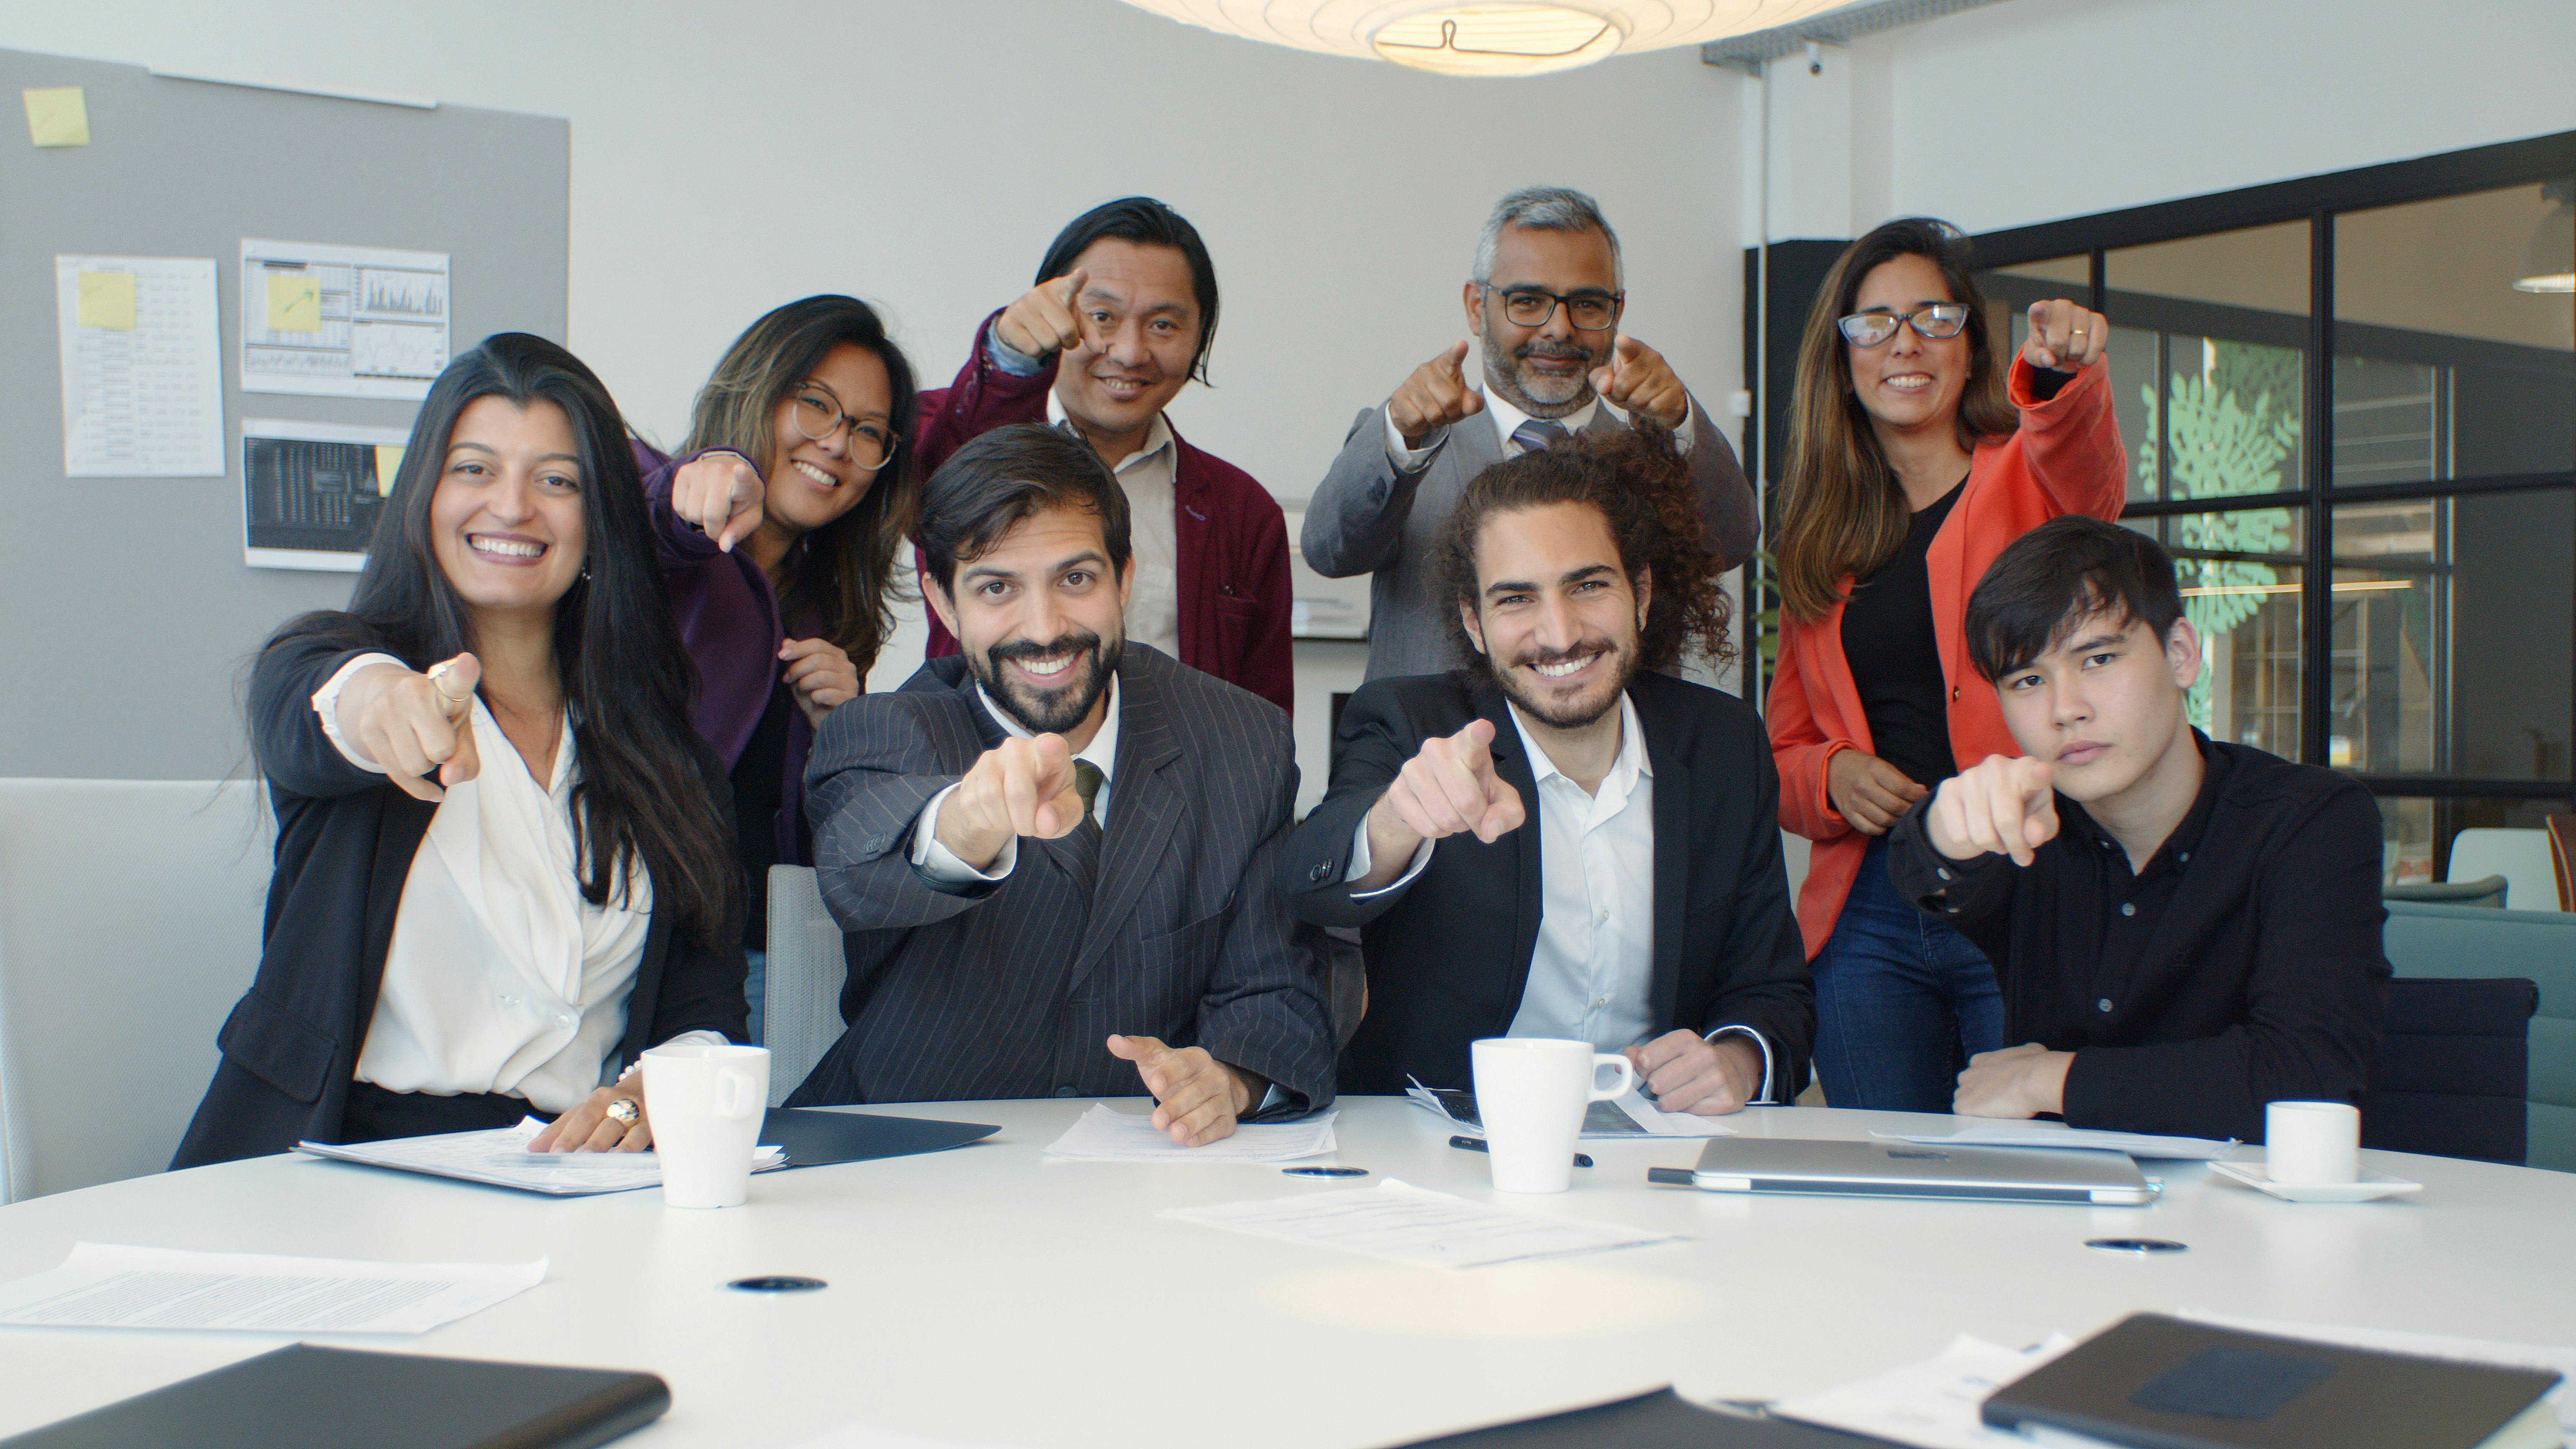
[1840,476,1964,789]
[732,679,801,945]
[1278,670,1815,1100]
[1887,734,2389,1142]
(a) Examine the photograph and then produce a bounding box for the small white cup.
[1470,1038,1635,1194]
[2265,1100,2361,1185]
[640,1042,770,1209]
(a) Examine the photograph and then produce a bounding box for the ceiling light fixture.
[2513,179,2574,295]
[1113,1,1846,78]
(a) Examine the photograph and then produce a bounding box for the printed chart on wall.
[52,256,224,477]
[242,418,412,571]
[239,239,450,400]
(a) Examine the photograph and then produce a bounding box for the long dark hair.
[1774,217,2018,622]
[270,333,738,948]
[681,295,921,672]
[1436,425,1732,673]
[1034,197,1220,384]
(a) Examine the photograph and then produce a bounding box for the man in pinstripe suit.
[783,425,1335,1144]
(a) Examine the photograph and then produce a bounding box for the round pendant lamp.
[1112,1,1847,77]
[2512,181,2573,295]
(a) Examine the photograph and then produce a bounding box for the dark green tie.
[1072,759,1106,833]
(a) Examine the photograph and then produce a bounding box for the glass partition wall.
[1966,135,2576,888]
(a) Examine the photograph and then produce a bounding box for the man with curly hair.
[1278,428,1812,1109]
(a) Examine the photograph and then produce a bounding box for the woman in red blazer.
[1768,218,2126,1111]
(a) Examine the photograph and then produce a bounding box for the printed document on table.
[1043,1104,1337,1162]
[1770,1333,2077,1448]
[240,239,449,399]
[2179,1310,2576,1440]
[1405,1080,1734,1139]
[1874,1125,2239,1160]
[0,1242,544,1335]
[1163,1178,1681,1268]
[54,256,224,477]
[299,1118,784,1196]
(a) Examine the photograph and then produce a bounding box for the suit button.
[1053,1085,1078,1098]
[2097,998,2114,1013]
[1309,861,1332,883]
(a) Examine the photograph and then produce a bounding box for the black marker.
[1450,1134,1590,1168]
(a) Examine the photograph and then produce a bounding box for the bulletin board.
[0,48,568,779]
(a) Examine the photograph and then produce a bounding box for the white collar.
[1046,389,1174,476]
[1480,385,1600,449]
[1506,691,1649,795]
[975,670,1122,784]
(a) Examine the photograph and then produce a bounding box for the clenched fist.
[933,733,1086,872]
[1387,340,1486,450]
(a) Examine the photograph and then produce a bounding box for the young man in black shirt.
[1887,516,2387,1140]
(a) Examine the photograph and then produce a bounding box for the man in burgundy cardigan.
[913,197,1293,715]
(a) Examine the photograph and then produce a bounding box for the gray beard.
[1477,331,1602,421]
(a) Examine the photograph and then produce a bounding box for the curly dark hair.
[1435,424,1734,674]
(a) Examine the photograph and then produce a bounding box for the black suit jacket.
[1282,671,1813,1097]
[170,627,749,1169]
[783,647,1337,1112]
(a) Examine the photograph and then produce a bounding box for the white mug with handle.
[1470,1037,1635,1193]
[639,1042,770,1208]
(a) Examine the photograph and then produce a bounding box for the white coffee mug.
[1470,1038,1636,1194]
[2266,1100,2361,1185]
[640,1042,770,1209]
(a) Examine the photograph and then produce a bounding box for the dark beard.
[1486,637,1637,730]
[972,628,1121,736]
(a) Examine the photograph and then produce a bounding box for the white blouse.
[312,654,723,1113]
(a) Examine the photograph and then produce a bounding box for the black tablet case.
[760,1108,997,1169]
[1396,1388,1894,1446]
[0,1344,668,1449]
[1981,1314,2563,1449]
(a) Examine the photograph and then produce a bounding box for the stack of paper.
[299,1118,785,1196]
[1041,1104,1338,1163]
[0,1242,544,1335]
[1769,1333,2077,1448]
[1164,1178,1681,1268]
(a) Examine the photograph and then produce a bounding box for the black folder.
[1981,1314,2563,1449]
[1394,1388,1893,1446]
[0,1344,668,1449]
[761,1107,998,1169]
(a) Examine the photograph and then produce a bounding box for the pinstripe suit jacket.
[782,646,1337,1111]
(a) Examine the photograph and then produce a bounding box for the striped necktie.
[1509,418,1570,455]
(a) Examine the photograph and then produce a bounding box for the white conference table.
[1,1098,2569,1448]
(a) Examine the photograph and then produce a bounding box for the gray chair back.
[761,866,847,1108]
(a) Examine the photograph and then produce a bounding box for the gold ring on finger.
[604,1097,640,1126]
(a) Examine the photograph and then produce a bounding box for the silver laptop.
[1647,1137,2157,1205]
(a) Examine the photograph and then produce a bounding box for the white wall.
[1,0,1750,810]
[1755,0,2576,242]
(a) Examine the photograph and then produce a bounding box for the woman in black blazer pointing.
[174,334,745,1169]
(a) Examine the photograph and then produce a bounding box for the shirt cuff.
[985,327,1047,378]
[615,1029,736,1085]
[910,783,1016,885]
[1704,1024,1779,1105]
[1345,817,1435,899]
[1671,397,1697,454]
[310,652,407,773]
[1381,405,1448,473]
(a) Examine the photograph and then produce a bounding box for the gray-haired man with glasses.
[1304,185,1757,681]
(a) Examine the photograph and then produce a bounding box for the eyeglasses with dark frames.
[1484,285,1624,332]
[1837,304,1971,348]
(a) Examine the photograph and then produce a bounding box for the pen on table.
[1450,1135,1591,1168]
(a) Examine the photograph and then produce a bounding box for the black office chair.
[2360,977,2537,1165]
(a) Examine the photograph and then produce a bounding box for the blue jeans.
[1810,834,2003,1112]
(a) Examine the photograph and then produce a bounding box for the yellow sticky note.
[374,445,405,496]
[76,270,135,330]
[23,86,88,147]
[267,273,321,332]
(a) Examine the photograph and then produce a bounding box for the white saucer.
[2207,1158,2423,1202]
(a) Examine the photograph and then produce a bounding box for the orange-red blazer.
[1768,356,2127,959]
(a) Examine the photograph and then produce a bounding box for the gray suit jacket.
[1302,398,1758,681]
[782,646,1337,1112]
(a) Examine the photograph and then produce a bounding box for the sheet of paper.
[240,239,449,399]
[299,1118,784,1196]
[0,1242,544,1335]
[1875,1125,2239,1160]
[2179,1310,2576,1440]
[1770,1332,2076,1449]
[54,255,224,478]
[1405,1082,1733,1139]
[23,86,88,146]
[1163,1178,1681,1268]
[1042,1104,1337,1163]
[790,1421,1036,1449]
[241,417,414,571]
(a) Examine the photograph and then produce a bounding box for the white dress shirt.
[311,655,724,1114]
[1345,695,1775,1100]
[1381,383,1696,473]
[909,675,1123,886]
